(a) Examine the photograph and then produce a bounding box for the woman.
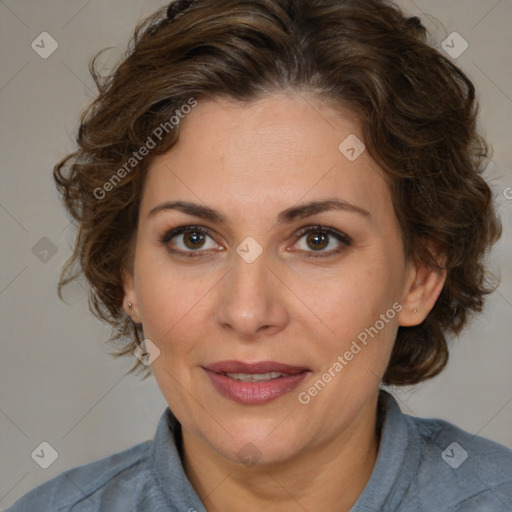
[7,0,512,510]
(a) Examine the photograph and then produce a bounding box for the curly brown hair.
[54,0,502,385]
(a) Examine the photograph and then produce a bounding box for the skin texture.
[123,92,446,511]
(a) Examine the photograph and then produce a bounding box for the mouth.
[202,360,311,404]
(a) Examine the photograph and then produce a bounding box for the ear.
[122,266,141,323]
[397,250,447,327]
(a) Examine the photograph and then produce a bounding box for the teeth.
[225,372,286,382]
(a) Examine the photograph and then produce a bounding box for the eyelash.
[160,224,352,259]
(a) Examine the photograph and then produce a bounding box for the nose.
[214,249,289,341]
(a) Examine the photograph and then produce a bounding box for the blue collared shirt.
[6,390,512,511]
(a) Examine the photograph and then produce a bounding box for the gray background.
[0,0,511,508]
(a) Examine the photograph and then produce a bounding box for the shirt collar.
[352,389,419,510]
[150,406,207,511]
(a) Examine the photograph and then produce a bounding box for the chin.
[204,420,308,467]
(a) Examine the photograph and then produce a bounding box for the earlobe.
[122,267,140,322]
[397,256,447,327]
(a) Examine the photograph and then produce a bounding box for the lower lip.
[204,369,310,405]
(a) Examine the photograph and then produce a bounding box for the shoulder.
[405,413,512,511]
[5,440,152,512]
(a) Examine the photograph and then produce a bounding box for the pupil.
[307,232,328,250]
[184,232,205,249]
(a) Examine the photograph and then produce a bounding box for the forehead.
[141,92,392,223]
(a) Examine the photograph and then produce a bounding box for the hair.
[54,0,501,385]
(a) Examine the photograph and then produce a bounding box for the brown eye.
[292,226,352,258]
[306,232,329,251]
[183,231,206,249]
[161,226,219,255]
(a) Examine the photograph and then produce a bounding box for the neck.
[181,391,381,512]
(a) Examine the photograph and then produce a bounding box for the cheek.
[296,255,401,378]
[300,257,400,332]
[133,248,207,349]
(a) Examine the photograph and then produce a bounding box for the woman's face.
[124,92,437,465]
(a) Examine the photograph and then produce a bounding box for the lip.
[203,360,309,374]
[202,360,310,405]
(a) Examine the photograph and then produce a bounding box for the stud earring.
[128,301,134,316]
[412,308,418,313]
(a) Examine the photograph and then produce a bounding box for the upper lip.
[203,360,309,375]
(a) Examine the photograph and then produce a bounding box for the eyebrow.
[148,198,370,224]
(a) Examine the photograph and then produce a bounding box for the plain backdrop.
[1,0,511,508]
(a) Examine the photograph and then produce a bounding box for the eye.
[161,225,221,256]
[291,225,351,258]
[160,224,351,259]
